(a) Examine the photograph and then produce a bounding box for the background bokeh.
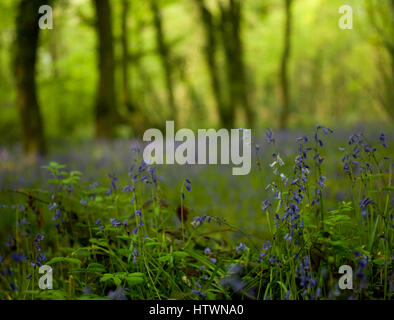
[0,0,393,152]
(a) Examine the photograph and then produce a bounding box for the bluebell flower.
[235,242,248,253]
[48,202,57,211]
[11,253,27,263]
[284,232,292,242]
[261,200,271,211]
[108,174,118,190]
[265,128,275,143]
[110,218,122,228]
[359,196,375,219]
[316,124,333,135]
[258,252,267,262]
[262,240,272,251]
[317,176,326,189]
[122,184,134,193]
[108,285,127,300]
[380,133,387,148]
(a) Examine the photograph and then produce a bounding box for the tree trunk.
[366,0,394,120]
[121,0,135,113]
[150,0,177,123]
[13,0,47,155]
[279,0,293,129]
[93,0,117,138]
[195,0,228,127]
[219,0,253,128]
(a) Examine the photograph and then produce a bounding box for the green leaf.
[46,257,82,266]
[113,276,122,286]
[172,251,189,259]
[100,273,114,282]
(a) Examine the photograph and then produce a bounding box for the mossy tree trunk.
[93,0,118,138]
[279,0,293,129]
[150,0,178,123]
[195,0,228,127]
[14,0,48,155]
[219,0,254,128]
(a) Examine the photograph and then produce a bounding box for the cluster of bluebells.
[49,195,64,229]
[132,246,140,263]
[203,247,217,264]
[315,124,333,146]
[107,285,127,300]
[258,240,271,262]
[265,128,275,144]
[106,173,118,196]
[354,250,369,290]
[95,219,105,231]
[1,231,47,290]
[128,154,161,187]
[235,242,248,254]
[191,214,225,229]
[339,133,382,178]
[359,196,375,220]
[110,218,123,228]
[296,256,318,298]
[131,209,144,235]
[192,281,206,299]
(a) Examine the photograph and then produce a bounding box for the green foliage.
[0,128,392,300]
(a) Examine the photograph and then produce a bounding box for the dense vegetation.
[0,127,392,300]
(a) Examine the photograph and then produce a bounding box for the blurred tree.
[93,0,118,138]
[121,0,135,113]
[279,0,293,129]
[366,0,394,120]
[195,0,228,127]
[13,0,48,155]
[150,0,178,123]
[219,0,254,128]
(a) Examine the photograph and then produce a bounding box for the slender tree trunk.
[366,0,394,120]
[150,0,177,122]
[219,0,253,128]
[229,0,254,127]
[279,0,293,129]
[121,0,134,113]
[13,0,47,155]
[93,0,117,138]
[219,2,236,128]
[195,0,228,127]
